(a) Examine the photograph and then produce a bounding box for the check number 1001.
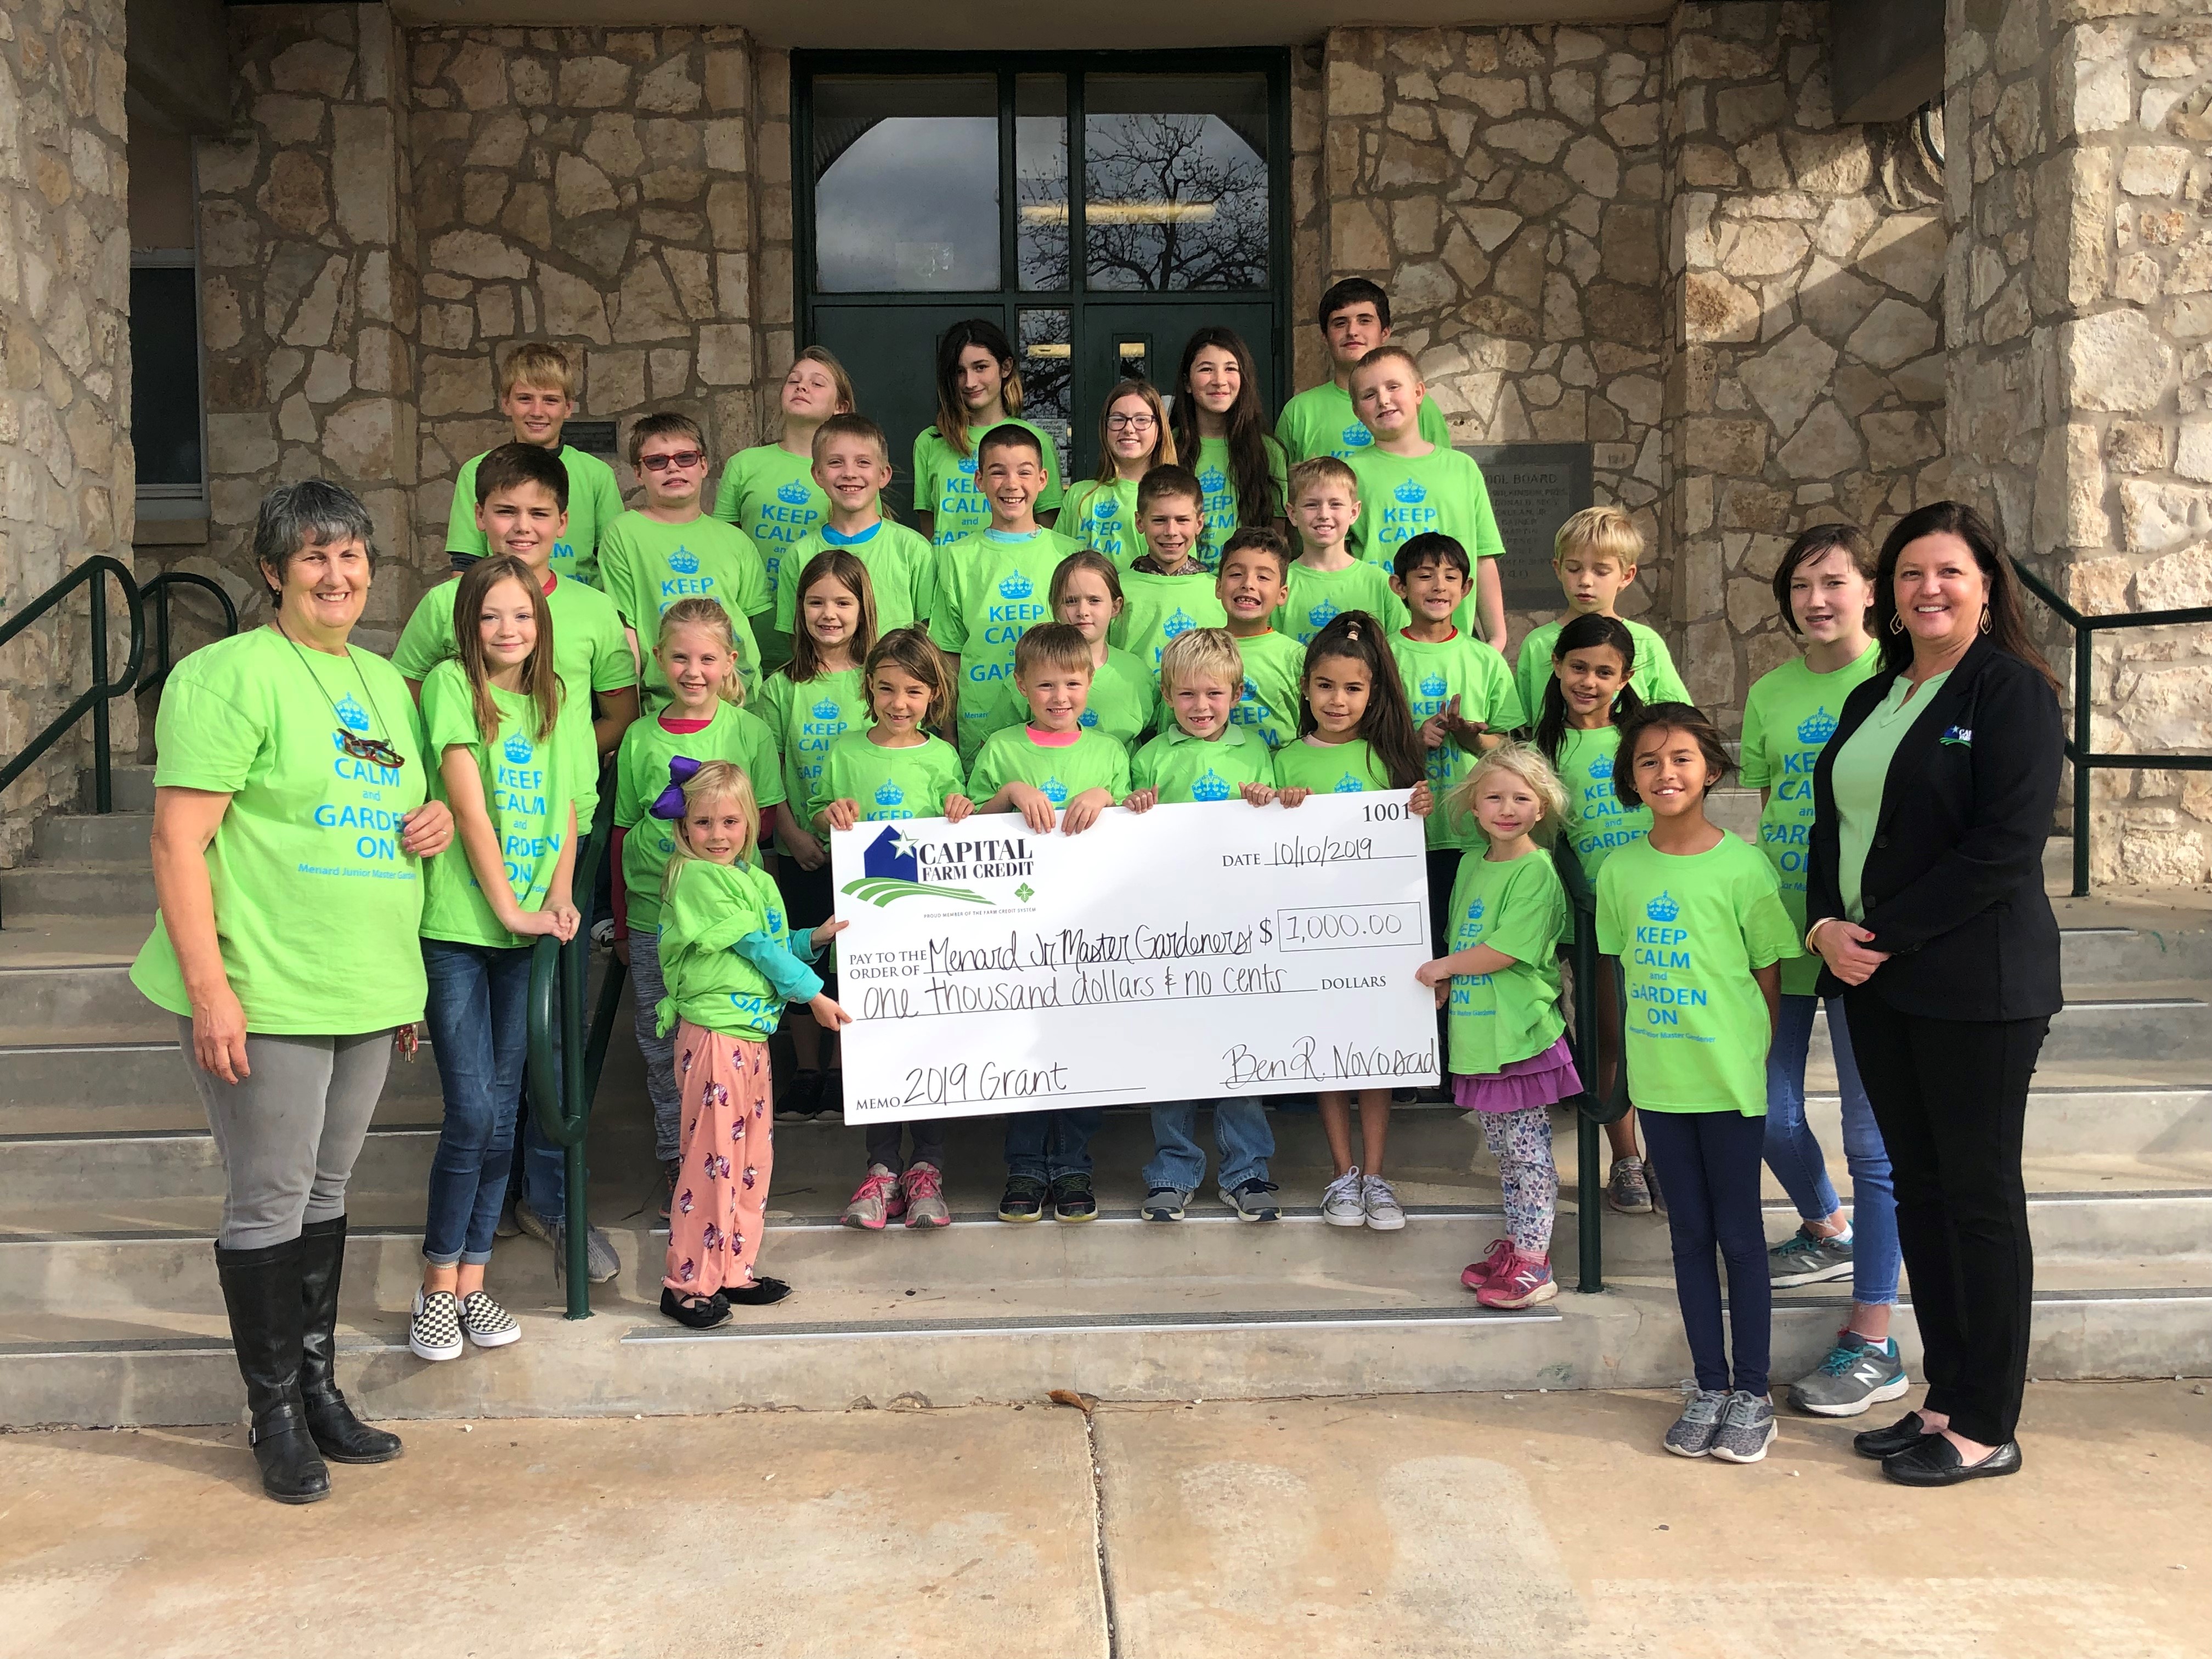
[1274,903,1426,951]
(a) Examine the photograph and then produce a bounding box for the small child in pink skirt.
[651,760,851,1328]
[1415,742,1579,1308]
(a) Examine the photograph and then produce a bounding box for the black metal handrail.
[1550,839,1616,1295]
[0,555,144,814]
[2011,559,2212,897]
[525,770,628,1319]
[139,572,239,702]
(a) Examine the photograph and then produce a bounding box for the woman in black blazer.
[1805,500,2063,1488]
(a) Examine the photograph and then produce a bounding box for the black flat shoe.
[661,1286,731,1329]
[1883,1435,2023,1487]
[1852,1410,1936,1461]
[718,1276,792,1307]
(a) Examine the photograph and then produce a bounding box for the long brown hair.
[1171,326,1282,528]
[1297,611,1424,789]
[931,319,1021,461]
[786,547,878,680]
[1091,379,1175,483]
[453,554,560,744]
[1873,501,2057,689]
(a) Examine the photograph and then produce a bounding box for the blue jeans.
[1641,1109,1770,1397]
[1763,994,1901,1306]
[1004,1110,1102,1183]
[421,939,530,1265]
[1144,1098,1273,1193]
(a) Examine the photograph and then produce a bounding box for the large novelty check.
[828,792,1440,1123]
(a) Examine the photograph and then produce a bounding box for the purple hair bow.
[648,755,705,820]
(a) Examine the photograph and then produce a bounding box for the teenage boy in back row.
[444,343,625,587]
[1276,279,1454,466]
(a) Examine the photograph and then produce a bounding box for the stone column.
[1945,0,2212,886]
[0,0,133,862]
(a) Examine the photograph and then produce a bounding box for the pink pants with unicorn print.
[663,1024,775,1297]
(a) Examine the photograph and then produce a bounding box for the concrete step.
[0,862,156,918]
[0,1039,448,1124]
[0,963,170,1046]
[30,811,151,865]
[77,764,154,814]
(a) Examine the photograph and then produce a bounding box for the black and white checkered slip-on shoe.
[408,1288,464,1362]
[459,1290,521,1348]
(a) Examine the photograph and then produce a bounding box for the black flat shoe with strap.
[719,1276,792,1307]
[661,1286,732,1329]
[1883,1435,2023,1487]
[1852,1410,1936,1461]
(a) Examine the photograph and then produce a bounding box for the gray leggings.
[177,1018,394,1249]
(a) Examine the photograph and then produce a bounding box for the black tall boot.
[297,1216,403,1465]
[212,1237,332,1505]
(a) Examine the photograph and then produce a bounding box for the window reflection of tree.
[1020,114,1267,294]
[1019,310,1074,476]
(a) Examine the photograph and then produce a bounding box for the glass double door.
[800,57,1286,514]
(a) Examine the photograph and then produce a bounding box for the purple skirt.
[1453,1035,1583,1115]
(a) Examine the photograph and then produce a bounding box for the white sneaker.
[458,1289,521,1348]
[408,1287,464,1362]
[1362,1175,1406,1231]
[1321,1167,1366,1227]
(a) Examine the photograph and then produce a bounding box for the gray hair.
[254,479,376,598]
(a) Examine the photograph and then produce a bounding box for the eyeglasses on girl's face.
[1106,413,1156,432]
[639,450,706,472]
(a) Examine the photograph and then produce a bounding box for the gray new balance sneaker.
[1708,1391,1778,1463]
[1789,1331,1911,1418]
[1664,1388,1729,1458]
[1769,1225,1855,1286]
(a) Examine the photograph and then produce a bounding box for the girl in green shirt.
[911,318,1066,547]
[1169,327,1289,571]
[979,550,1157,752]
[1060,380,1174,568]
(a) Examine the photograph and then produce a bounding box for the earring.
[1979,607,1992,635]
[1887,612,1905,635]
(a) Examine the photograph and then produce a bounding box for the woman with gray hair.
[131,481,454,1504]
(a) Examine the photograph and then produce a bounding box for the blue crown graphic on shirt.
[777,481,811,505]
[1797,706,1838,743]
[503,732,534,765]
[765,905,785,934]
[1042,777,1068,804]
[335,695,371,734]
[1646,890,1681,922]
[1334,773,1366,793]
[1190,769,1232,803]
[874,780,904,806]
[1394,479,1427,505]
[810,697,843,720]
[1162,608,1196,639]
[1079,708,1098,728]
[1341,422,1374,448]
[1465,897,1486,923]
[998,572,1035,600]
[1094,498,1119,520]
[1308,599,1341,629]
[668,548,700,575]
[1198,466,1227,494]
[1419,672,1448,698]
[1243,676,1260,701]
[1589,754,1614,780]
[958,456,978,475]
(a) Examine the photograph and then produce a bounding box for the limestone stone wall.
[1945,0,2212,886]
[0,0,134,862]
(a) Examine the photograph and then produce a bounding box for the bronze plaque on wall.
[1461,443,1594,610]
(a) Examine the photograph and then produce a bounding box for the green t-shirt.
[656,855,792,1042]
[1553,725,1650,884]
[812,731,968,826]
[1596,833,1801,1116]
[417,659,594,949]
[712,443,831,611]
[758,666,870,855]
[1444,848,1570,1076]
[613,704,784,929]
[1346,444,1504,572]
[1059,477,1144,568]
[1275,558,1408,646]
[129,628,431,1035]
[1832,668,1950,926]
[445,445,625,589]
[1131,724,1275,804]
[773,520,930,642]
[1224,628,1304,753]
[1111,568,1228,679]
[1740,645,1883,992]
[1513,616,1689,733]
[980,646,1156,753]
[928,527,1079,759]
[1274,379,1453,466]
[1390,630,1526,850]
[1271,735,1394,795]
[1192,435,1290,572]
[968,726,1132,807]
[390,573,637,727]
[912,421,1066,549]
[597,511,767,707]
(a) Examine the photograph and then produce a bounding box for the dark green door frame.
[792,49,1293,493]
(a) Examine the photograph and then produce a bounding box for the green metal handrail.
[525,768,629,1319]
[2010,558,2212,898]
[0,555,144,816]
[1550,840,1620,1295]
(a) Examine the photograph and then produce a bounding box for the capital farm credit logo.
[840,824,1039,909]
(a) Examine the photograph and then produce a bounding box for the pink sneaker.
[1460,1237,1515,1293]
[843,1164,902,1231]
[1477,1250,1559,1310]
[900,1161,950,1228]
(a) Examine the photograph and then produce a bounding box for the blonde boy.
[444,343,625,587]
[774,414,932,642]
[1276,456,1407,646]
[1510,505,1689,722]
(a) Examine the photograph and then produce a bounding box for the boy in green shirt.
[929,424,1079,763]
[598,412,769,710]
[1347,346,1508,651]
[775,413,930,645]
[1216,528,1305,752]
[1511,505,1690,727]
[394,443,638,761]
[1112,464,1227,678]
[1274,278,1454,465]
[1277,455,1408,645]
[444,342,625,588]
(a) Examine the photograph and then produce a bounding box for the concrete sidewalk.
[2,1381,2206,1658]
